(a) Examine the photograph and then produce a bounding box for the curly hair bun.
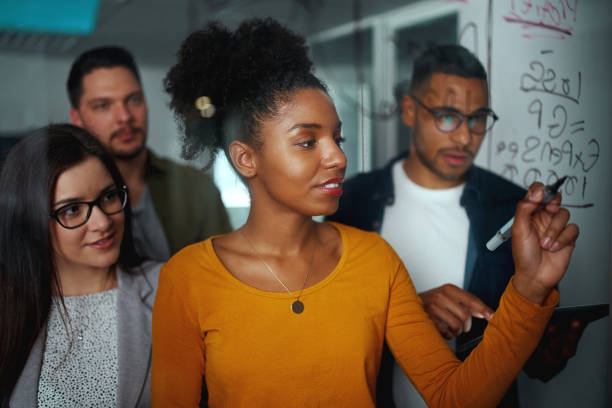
[165,18,322,165]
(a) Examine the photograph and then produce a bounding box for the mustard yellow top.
[152,222,557,407]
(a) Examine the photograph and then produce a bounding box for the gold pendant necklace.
[240,229,316,314]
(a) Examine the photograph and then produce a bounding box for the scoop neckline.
[206,221,348,299]
[56,287,119,300]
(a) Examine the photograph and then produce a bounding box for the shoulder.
[328,222,398,261]
[164,239,210,269]
[328,222,403,285]
[329,220,379,238]
[116,261,163,308]
[117,261,161,283]
[148,150,217,187]
[137,260,163,289]
[160,238,219,285]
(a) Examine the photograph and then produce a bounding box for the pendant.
[291,300,304,314]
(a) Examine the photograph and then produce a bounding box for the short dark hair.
[67,46,142,108]
[410,44,487,94]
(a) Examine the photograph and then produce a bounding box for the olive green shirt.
[145,150,231,255]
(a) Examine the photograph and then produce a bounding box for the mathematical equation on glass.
[494,55,598,201]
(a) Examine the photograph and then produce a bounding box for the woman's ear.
[229,141,257,179]
[401,94,416,127]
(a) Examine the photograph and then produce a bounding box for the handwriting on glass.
[495,55,598,202]
[504,0,579,39]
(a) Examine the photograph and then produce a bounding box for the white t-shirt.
[380,160,470,408]
[380,161,469,292]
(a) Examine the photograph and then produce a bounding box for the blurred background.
[0,0,464,226]
[0,0,610,406]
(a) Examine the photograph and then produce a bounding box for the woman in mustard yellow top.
[152,19,578,407]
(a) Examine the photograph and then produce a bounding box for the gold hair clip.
[195,96,216,118]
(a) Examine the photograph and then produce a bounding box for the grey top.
[37,289,119,407]
[132,185,171,262]
[10,261,161,408]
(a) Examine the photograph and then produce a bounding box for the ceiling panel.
[0,0,419,66]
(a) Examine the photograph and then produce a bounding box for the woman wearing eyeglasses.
[1,124,160,407]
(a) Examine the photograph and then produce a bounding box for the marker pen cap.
[486,234,505,251]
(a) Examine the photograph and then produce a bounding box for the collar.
[383,151,480,206]
[379,151,409,206]
[459,165,524,209]
[460,166,481,207]
[116,263,156,307]
[384,149,527,210]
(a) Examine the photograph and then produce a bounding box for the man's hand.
[524,319,584,381]
[420,284,494,339]
[511,182,579,304]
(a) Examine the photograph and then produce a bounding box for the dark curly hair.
[164,18,327,169]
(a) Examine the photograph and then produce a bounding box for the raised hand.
[511,182,579,305]
[420,284,494,339]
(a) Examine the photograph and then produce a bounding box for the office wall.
[0,51,182,162]
[483,2,611,407]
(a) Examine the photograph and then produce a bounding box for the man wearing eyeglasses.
[328,44,580,407]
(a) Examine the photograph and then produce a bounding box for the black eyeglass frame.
[50,185,128,229]
[410,94,499,135]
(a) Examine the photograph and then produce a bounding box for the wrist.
[512,273,552,305]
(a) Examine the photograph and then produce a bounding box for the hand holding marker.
[486,176,568,251]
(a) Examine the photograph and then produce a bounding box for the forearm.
[391,277,558,407]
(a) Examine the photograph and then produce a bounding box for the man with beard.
[328,44,581,407]
[68,46,231,261]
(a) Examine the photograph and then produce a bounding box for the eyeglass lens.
[435,112,495,134]
[55,189,126,228]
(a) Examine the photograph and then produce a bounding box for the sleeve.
[152,264,205,407]
[385,254,558,408]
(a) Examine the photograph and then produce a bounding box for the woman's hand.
[511,182,579,305]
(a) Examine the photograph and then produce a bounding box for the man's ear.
[229,140,257,179]
[69,108,84,127]
[401,94,416,127]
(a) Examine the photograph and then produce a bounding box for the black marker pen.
[486,176,568,251]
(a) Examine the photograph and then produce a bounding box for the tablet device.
[549,303,609,327]
[455,304,609,358]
